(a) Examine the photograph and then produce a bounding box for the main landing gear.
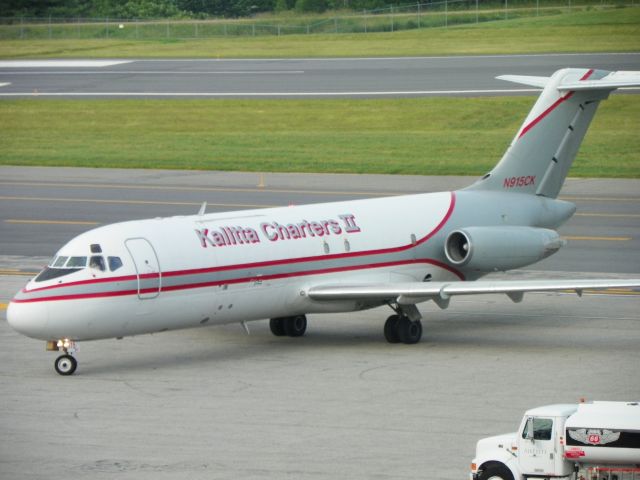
[47,339,78,376]
[269,315,307,338]
[383,304,423,344]
[269,307,423,345]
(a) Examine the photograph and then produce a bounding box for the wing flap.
[307,279,640,304]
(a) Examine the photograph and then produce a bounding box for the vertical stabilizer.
[466,68,634,198]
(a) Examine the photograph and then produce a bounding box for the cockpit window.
[108,256,123,272]
[52,256,68,267]
[89,256,106,271]
[35,267,83,282]
[36,255,88,282]
[36,253,119,282]
[66,256,87,268]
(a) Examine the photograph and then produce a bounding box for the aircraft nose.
[7,300,50,340]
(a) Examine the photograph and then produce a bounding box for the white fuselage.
[9,191,463,341]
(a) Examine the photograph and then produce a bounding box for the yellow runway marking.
[583,290,640,296]
[0,181,398,198]
[0,196,277,209]
[596,289,640,296]
[575,213,640,218]
[0,269,38,276]
[563,235,631,241]
[559,289,640,296]
[560,196,640,203]
[5,219,99,225]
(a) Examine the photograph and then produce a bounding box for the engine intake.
[444,226,565,272]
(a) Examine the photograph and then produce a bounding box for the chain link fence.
[0,0,635,40]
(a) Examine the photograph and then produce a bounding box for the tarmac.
[1,167,639,479]
[1,273,639,479]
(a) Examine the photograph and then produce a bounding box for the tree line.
[0,0,415,18]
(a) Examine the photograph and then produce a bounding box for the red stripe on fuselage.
[518,69,594,139]
[12,259,463,303]
[16,192,460,302]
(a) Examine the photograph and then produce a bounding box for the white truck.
[471,401,640,480]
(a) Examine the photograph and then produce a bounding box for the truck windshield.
[522,418,553,441]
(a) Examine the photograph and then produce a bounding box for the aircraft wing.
[307,279,640,308]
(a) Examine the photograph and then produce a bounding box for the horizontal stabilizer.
[497,70,640,91]
[558,71,640,91]
[495,74,549,88]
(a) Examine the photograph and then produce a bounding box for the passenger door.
[125,238,161,299]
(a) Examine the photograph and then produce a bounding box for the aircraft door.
[125,238,161,299]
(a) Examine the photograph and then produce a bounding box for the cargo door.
[517,416,557,476]
[125,238,161,299]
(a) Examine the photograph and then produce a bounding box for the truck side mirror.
[525,417,534,441]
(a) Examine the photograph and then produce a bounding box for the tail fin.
[466,68,640,198]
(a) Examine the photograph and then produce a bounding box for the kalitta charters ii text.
[195,214,362,248]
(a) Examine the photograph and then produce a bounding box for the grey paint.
[1,53,640,98]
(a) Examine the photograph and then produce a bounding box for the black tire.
[269,318,286,336]
[478,464,514,480]
[284,315,307,337]
[383,314,401,343]
[397,317,422,344]
[54,354,77,376]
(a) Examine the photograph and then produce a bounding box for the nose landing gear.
[55,354,77,376]
[47,339,78,376]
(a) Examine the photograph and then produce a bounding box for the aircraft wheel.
[54,354,78,376]
[383,314,401,343]
[397,317,422,345]
[284,315,307,337]
[269,317,286,336]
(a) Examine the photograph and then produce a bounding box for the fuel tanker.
[471,401,640,480]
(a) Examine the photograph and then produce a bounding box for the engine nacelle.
[444,226,565,272]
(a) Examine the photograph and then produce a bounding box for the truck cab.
[471,404,579,480]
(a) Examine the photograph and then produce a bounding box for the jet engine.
[444,226,565,272]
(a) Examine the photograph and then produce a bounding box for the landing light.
[57,338,73,350]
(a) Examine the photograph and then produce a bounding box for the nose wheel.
[54,354,77,376]
[47,339,78,376]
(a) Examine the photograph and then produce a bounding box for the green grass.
[1,96,638,177]
[1,7,639,58]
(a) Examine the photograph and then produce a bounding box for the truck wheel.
[478,464,514,480]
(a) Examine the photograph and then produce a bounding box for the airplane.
[7,67,640,376]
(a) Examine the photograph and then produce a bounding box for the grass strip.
[1,7,639,58]
[1,96,638,177]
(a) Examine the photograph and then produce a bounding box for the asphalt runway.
[1,53,640,98]
[1,167,639,479]
[1,166,639,273]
